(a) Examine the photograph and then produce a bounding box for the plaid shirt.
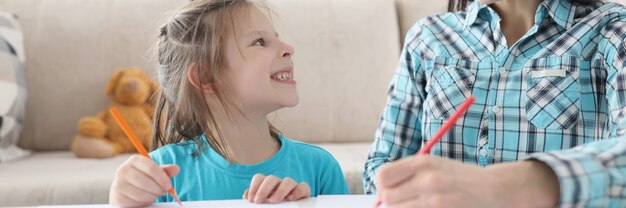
[364,0,626,207]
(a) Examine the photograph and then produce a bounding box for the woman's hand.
[376,155,559,208]
[243,174,311,204]
[109,155,180,207]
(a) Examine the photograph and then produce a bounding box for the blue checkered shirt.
[364,0,626,207]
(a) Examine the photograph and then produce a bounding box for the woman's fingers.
[381,171,452,204]
[377,156,436,189]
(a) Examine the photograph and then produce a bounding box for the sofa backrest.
[267,0,401,144]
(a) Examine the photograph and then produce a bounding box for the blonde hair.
[153,0,280,160]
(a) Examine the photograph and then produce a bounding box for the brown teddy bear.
[71,68,158,158]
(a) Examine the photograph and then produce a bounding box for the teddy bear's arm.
[97,111,107,120]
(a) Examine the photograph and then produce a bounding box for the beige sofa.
[2,0,624,206]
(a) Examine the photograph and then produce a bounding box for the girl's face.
[223,6,298,116]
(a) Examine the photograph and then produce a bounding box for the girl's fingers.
[109,157,180,207]
[111,189,152,208]
[121,165,166,197]
[267,177,297,203]
[286,182,310,201]
[248,174,266,202]
[128,155,173,192]
[253,175,282,203]
[243,189,249,200]
[161,164,180,178]
[116,177,161,205]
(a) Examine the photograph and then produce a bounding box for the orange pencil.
[109,107,183,206]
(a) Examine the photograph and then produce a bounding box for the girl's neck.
[220,115,280,165]
[490,0,543,48]
[208,102,281,165]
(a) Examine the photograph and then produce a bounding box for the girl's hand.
[109,155,180,207]
[243,174,311,204]
[376,155,559,208]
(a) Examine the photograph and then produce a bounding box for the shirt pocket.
[524,56,580,129]
[424,57,476,120]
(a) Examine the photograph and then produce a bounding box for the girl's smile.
[270,66,296,85]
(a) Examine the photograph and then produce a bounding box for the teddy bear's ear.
[105,70,125,95]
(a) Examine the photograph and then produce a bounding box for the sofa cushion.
[0,11,30,163]
[0,152,131,206]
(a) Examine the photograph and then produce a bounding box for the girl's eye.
[252,38,266,47]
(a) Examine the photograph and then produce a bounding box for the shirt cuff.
[525,150,610,207]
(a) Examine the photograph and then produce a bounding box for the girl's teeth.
[272,72,291,81]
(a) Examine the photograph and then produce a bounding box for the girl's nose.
[281,43,294,58]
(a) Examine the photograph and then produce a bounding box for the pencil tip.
[170,191,183,207]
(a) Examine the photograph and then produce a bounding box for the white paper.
[38,195,379,208]
[150,198,312,208]
[315,195,378,208]
[151,195,379,208]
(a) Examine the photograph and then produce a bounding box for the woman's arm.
[363,22,428,194]
[376,137,626,208]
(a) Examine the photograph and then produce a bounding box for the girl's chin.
[280,98,299,108]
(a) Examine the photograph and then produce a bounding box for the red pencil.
[374,96,475,207]
[109,107,183,206]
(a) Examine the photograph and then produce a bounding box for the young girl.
[108,0,348,207]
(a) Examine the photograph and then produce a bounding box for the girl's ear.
[105,70,125,95]
[187,63,214,93]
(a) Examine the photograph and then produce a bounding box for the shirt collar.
[463,0,576,29]
[464,0,490,28]
[540,0,576,29]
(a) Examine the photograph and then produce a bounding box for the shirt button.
[480,149,488,156]
[499,67,507,75]
[492,106,501,113]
